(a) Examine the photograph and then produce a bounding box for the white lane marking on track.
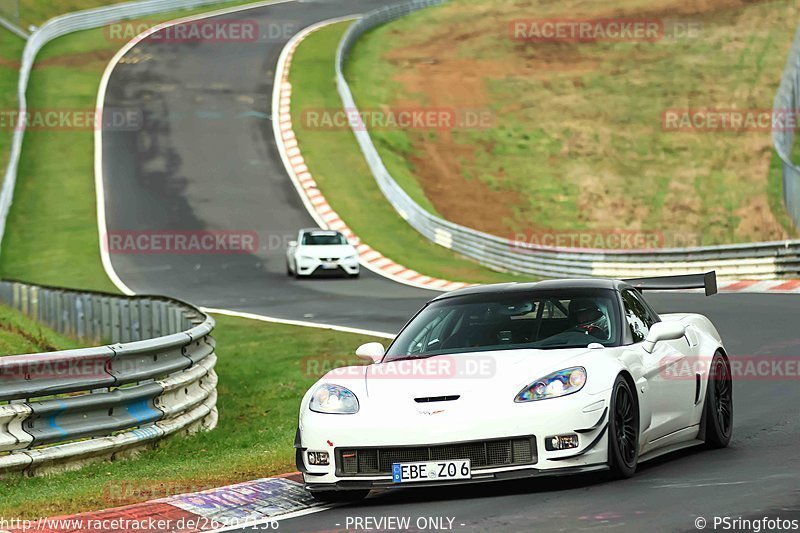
[652,481,750,489]
[203,307,395,339]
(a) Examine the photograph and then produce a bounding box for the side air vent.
[414,395,460,403]
[695,374,702,404]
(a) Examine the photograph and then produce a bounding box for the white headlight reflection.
[309,384,360,414]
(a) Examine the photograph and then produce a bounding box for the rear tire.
[310,489,370,503]
[703,351,733,448]
[608,374,639,479]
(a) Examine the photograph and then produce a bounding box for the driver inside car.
[567,298,610,339]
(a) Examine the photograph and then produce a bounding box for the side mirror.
[356,342,384,363]
[643,322,686,353]
[288,240,297,247]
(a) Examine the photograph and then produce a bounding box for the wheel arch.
[618,370,639,410]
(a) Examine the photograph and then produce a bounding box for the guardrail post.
[100,296,111,342]
[19,284,28,316]
[57,291,67,334]
[140,299,152,340]
[11,282,20,311]
[130,299,141,342]
[110,298,121,343]
[167,306,178,335]
[30,286,39,322]
[75,295,85,339]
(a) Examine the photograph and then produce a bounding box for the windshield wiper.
[384,353,442,363]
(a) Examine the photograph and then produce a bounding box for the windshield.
[385,289,621,360]
[302,232,347,245]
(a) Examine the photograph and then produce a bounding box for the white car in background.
[286,228,360,279]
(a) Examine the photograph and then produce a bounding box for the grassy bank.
[346,0,800,245]
[0,303,80,355]
[289,22,522,284]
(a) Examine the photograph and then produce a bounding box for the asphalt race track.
[99,2,800,531]
[101,0,432,333]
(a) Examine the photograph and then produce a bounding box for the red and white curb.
[272,20,470,293]
[717,279,800,293]
[4,473,325,533]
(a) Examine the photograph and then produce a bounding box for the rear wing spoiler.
[622,271,717,296]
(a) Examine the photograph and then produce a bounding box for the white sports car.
[295,273,732,502]
[286,228,360,279]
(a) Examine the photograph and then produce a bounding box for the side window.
[621,290,655,343]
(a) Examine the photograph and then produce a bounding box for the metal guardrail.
[336,0,800,280]
[772,26,800,228]
[0,0,234,253]
[0,281,217,475]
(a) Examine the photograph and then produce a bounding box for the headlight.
[515,367,586,402]
[299,255,314,261]
[309,384,360,414]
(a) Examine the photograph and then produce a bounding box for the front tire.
[703,351,733,448]
[608,374,639,478]
[310,489,370,503]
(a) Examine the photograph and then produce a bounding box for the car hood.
[297,244,355,258]
[363,348,592,404]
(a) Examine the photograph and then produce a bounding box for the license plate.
[391,459,470,483]
[321,262,338,269]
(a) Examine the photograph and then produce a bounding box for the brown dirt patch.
[34,49,115,70]
[408,132,520,236]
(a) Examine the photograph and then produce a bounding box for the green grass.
[0,303,81,355]
[290,22,524,284]
[346,0,800,245]
[0,27,120,292]
[0,314,376,518]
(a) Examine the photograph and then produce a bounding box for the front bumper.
[295,256,359,276]
[302,463,608,492]
[297,391,611,491]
